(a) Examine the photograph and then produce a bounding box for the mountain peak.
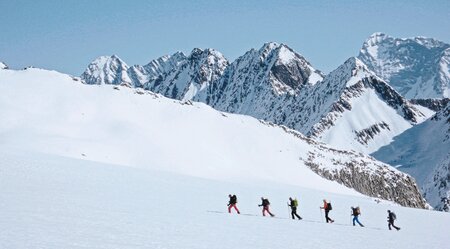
[81,55,131,85]
[188,48,226,62]
[90,55,128,68]
[0,61,8,70]
[261,41,281,50]
[328,57,375,87]
[364,32,391,46]
[358,33,450,99]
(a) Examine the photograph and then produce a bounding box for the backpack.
[327,202,332,211]
[391,212,396,220]
[232,195,237,203]
[293,199,298,207]
[353,207,360,215]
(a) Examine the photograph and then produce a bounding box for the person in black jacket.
[288,197,302,220]
[258,197,275,217]
[387,210,400,230]
[227,194,240,214]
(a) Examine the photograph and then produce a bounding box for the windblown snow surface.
[0,68,449,248]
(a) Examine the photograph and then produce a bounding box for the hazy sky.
[1,0,449,75]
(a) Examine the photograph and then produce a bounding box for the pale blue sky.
[1,0,449,75]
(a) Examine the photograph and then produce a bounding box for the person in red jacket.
[259,197,275,217]
[320,199,334,223]
[227,194,240,214]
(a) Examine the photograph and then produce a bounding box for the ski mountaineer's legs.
[353,216,364,226]
[263,206,274,217]
[228,204,240,214]
[325,210,334,223]
[389,220,400,230]
[291,207,302,220]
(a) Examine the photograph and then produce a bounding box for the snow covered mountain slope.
[81,48,228,101]
[373,102,450,210]
[0,67,426,208]
[204,42,323,110]
[1,149,449,249]
[358,32,450,99]
[307,57,432,154]
[145,48,228,101]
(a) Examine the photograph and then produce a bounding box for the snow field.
[0,150,449,249]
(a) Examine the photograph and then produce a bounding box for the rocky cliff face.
[358,32,450,99]
[410,98,450,112]
[262,121,427,209]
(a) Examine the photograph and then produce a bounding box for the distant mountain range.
[81,34,447,154]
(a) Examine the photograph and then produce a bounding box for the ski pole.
[319,208,323,222]
[287,202,290,219]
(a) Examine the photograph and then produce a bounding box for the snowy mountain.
[203,42,323,108]
[358,32,450,99]
[373,102,450,210]
[80,44,432,155]
[307,57,432,154]
[0,61,8,70]
[81,55,133,86]
[0,66,426,208]
[145,48,228,101]
[81,48,229,101]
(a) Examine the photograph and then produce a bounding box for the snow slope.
[373,102,450,210]
[1,149,449,249]
[306,58,431,154]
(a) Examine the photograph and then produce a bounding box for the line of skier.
[227,194,401,230]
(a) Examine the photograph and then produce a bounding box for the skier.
[227,194,240,214]
[320,199,334,223]
[351,206,364,227]
[288,197,302,220]
[387,210,401,231]
[258,197,275,217]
